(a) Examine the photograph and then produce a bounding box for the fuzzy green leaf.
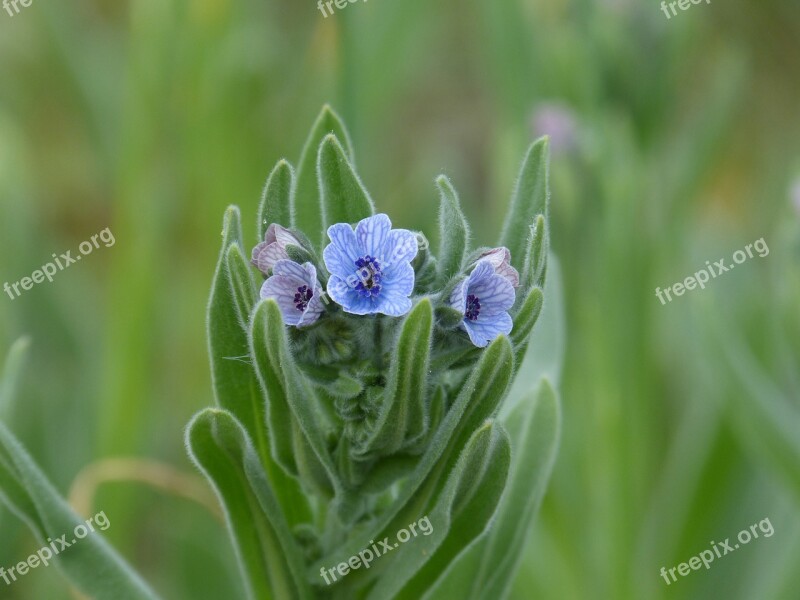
[511,286,544,353]
[186,409,312,600]
[249,300,340,499]
[0,344,158,600]
[520,213,548,293]
[257,159,294,240]
[318,133,375,246]
[226,243,257,330]
[0,425,161,599]
[434,305,465,330]
[293,106,354,248]
[499,137,550,271]
[209,208,310,526]
[419,380,560,599]
[208,207,263,456]
[358,299,433,457]
[373,421,511,600]
[310,336,514,585]
[435,175,470,284]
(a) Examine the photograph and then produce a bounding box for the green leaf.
[208,208,310,526]
[318,133,376,246]
[712,318,800,501]
[257,159,294,240]
[293,106,354,248]
[0,345,159,600]
[226,243,257,331]
[186,409,312,600]
[434,305,465,330]
[310,336,514,584]
[373,421,511,600]
[249,300,340,499]
[0,336,30,422]
[208,207,260,448]
[358,300,433,457]
[418,381,560,600]
[510,286,544,354]
[435,175,470,284]
[505,257,565,415]
[499,137,550,271]
[520,214,548,293]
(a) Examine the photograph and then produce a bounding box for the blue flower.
[449,260,515,347]
[323,214,418,316]
[260,259,324,327]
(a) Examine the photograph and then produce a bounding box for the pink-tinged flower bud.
[251,224,302,274]
[477,247,520,288]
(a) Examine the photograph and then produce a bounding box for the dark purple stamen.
[294,285,313,311]
[353,255,383,298]
[465,294,481,321]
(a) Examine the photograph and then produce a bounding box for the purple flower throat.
[294,285,313,311]
[354,255,382,298]
[465,294,481,321]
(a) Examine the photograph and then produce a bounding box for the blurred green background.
[1,0,799,598]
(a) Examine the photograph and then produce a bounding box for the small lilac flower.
[791,177,800,217]
[449,260,515,347]
[260,259,324,327]
[476,247,520,288]
[251,224,302,275]
[323,214,418,316]
[530,102,579,154]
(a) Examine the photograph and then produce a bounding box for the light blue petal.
[375,290,413,317]
[298,294,324,327]
[381,228,418,267]
[468,260,495,285]
[384,261,415,297]
[273,259,311,284]
[463,311,512,347]
[468,270,515,316]
[448,278,469,314]
[260,277,303,326]
[327,223,360,259]
[324,222,361,275]
[326,275,353,307]
[356,214,391,258]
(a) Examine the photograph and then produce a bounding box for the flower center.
[353,255,383,298]
[465,294,481,321]
[294,285,313,311]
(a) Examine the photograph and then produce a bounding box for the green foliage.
[318,134,376,239]
[186,408,312,600]
[0,342,159,600]
[499,137,550,273]
[0,109,559,600]
[435,175,470,285]
[187,111,560,599]
[258,160,295,239]
[294,106,355,249]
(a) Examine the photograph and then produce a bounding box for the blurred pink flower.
[530,102,579,154]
